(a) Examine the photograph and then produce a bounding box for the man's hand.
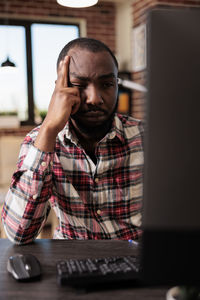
[34,56,81,152]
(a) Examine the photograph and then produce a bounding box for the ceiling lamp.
[57,0,98,8]
[0,56,17,74]
[1,56,16,68]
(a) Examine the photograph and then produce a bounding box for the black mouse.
[7,253,41,281]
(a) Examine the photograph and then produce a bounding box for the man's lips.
[83,110,105,117]
[79,107,106,116]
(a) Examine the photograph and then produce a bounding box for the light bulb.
[57,0,98,8]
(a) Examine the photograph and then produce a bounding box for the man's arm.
[1,56,80,244]
[34,55,80,152]
[1,133,54,244]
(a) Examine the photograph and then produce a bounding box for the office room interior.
[0,0,199,240]
[1,1,200,299]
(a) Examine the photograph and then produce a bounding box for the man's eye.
[102,82,114,89]
[70,83,85,88]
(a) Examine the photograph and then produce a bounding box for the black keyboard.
[56,255,140,287]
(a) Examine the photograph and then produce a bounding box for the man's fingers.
[71,101,81,115]
[62,56,70,87]
[56,56,70,88]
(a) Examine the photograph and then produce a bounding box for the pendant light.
[57,0,98,8]
[0,1,16,70]
[1,56,16,68]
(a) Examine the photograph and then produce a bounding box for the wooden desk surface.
[0,239,168,300]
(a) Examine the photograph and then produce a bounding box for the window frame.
[0,17,81,125]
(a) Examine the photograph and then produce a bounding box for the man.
[1,38,144,244]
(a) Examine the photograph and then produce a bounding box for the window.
[31,24,79,120]
[0,19,79,125]
[0,25,28,120]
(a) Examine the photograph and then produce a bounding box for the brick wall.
[0,0,116,53]
[131,0,200,120]
[3,0,200,120]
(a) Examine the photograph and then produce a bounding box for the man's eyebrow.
[69,72,117,81]
[98,73,116,80]
[69,72,89,81]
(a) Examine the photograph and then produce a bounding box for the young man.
[1,38,144,244]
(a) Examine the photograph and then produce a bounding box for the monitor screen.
[142,7,200,285]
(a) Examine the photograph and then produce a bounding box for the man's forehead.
[67,46,112,59]
[67,47,117,73]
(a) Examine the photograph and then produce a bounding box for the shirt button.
[94,178,99,183]
[33,194,37,200]
[97,209,101,215]
[41,161,46,167]
[110,133,115,139]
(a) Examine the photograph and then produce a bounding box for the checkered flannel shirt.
[1,114,144,244]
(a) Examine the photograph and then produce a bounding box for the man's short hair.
[57,37,118,70]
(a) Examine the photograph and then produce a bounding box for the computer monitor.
[141,7,200,285]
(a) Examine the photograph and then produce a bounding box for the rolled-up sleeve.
[1,137,54,245]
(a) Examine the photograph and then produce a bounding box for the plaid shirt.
[1,114,144,244]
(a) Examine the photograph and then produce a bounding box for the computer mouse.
[7,253,41,281]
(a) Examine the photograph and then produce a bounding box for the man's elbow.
[2,222,36,245]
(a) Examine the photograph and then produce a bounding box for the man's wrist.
[34,123,58,152]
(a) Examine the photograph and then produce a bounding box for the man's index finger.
[57,55,70,88]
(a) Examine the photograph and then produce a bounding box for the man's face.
[67,47,118,133]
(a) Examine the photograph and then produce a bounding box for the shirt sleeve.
[1,133,54,245]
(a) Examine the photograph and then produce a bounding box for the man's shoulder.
[114,113,144,142]
[116,113,143,128]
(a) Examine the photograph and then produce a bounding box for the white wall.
[115,0,133,71]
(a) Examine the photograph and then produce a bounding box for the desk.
[0,239,168,300]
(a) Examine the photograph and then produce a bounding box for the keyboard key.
[56,255,139,287]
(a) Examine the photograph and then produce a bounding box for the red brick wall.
[3,0,200,121]
[0,0,116,54]
[132,0,200,120]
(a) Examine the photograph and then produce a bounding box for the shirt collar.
[58,122,79,146]
[58,114,125,145]
[105,114,125,144]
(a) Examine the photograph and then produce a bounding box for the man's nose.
[85,85,103,106]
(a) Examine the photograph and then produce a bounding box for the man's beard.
[70,115,114,137]
[70,100,118,138]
